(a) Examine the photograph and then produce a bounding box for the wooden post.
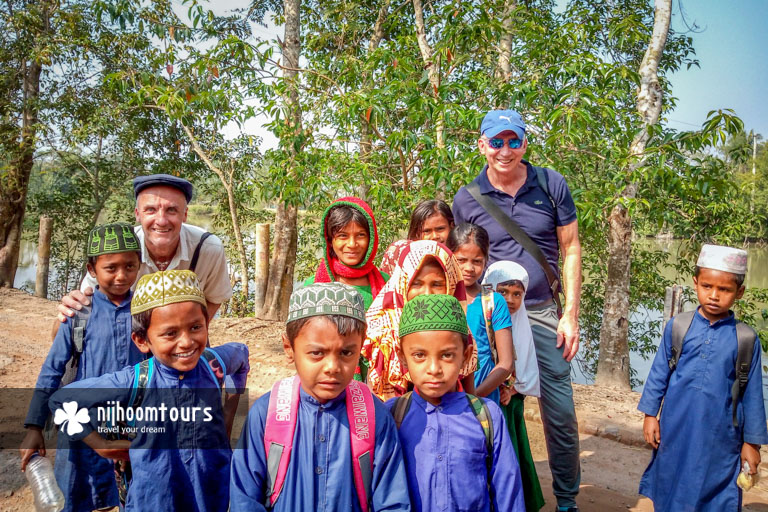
[35,216,53,298]
[663,284,685,326]
[253,223,270,314]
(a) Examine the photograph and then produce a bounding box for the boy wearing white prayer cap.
[638,244,768,511]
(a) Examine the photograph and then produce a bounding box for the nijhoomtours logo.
[95,401,215,437]
[53,401,90,436]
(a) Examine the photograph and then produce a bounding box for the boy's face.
[283,317,362,404]
[331,221,369,267]
[693,267,745,323]
[407,259,447,301]
[87,252,141,303]
[132,301,209,372]
[496,282,525,315]
[398,330,472,406]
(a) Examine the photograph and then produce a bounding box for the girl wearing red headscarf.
[304,198,389,380]
[304,196,388,307]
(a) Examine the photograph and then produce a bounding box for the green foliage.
[7,1,764,375]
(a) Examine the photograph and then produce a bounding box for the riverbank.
[1,287,767,511]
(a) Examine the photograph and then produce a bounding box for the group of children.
[18,195,768,511]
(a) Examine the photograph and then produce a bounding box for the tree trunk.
[412,0,445,149]
[496,2,516,85]
[357,0,390,200]
[596,0,671,389]
[258,0,302,321]
[0,58,42,287]
[259,203,297,321]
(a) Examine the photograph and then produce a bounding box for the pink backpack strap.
[264,376,301,506]
[346,380,376,512]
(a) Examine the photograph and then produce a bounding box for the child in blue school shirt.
[48,269,249,512]
[21,223,145,512]
[638,244,768,511]
[230,282,411,511]
[386,294,525,512]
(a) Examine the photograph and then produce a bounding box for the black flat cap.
[133,174,194,203]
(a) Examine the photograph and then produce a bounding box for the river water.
[13,238,768,412]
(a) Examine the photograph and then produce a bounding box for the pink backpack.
[264,376,376,511]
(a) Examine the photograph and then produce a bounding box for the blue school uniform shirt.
[229,386,411,511]
[638,309,768,511]
[385,391,525,512]
[25,288,144,512]
[466,293,513,404]
[49,342,249,512]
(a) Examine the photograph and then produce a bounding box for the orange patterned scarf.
[362,240,476,399]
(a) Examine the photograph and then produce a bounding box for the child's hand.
[83,431,131,461]
[19,427,45,472]
[643,415,660,449]
[742,442,761,475]
[499,386,511,406]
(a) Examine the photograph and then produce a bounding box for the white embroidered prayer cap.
[696,244,748,275]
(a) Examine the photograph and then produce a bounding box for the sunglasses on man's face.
[487,137,524,149]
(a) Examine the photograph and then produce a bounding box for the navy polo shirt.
[453,160,577,305]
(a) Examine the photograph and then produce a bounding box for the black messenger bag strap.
[189,232,212,273]
[466,181,562,314]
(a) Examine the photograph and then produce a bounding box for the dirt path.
[1,287,767,511]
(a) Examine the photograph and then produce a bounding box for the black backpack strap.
[189,232,212,273]
[391,392,413,429]
[668,310,695,371]
[466,181,562,314]
[732,322,757,428]
[534,166,558,226]
[60,305,92,387]
[129,359,152,413]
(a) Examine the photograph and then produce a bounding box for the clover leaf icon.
[54,401,90,436]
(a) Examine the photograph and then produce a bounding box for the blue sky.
[665,0,768,136]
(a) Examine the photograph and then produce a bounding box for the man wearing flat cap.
[453,110,583,512]
[57,174,232,322]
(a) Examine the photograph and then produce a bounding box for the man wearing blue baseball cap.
[453,110,583,512]
[56,174,232,323]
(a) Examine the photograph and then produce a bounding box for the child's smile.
[331,221,369,267]
[132,301,209,372]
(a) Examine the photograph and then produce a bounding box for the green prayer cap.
[131,270,206,315]
[399,294,468,338]
[287,282,365,324]
[87,223,140,258]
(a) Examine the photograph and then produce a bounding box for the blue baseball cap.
[133,174,194,203]
[480,110,526,140]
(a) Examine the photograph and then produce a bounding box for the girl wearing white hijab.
[483,261,541,397]
[483,260,545,512]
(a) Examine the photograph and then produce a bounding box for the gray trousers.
[527,303,581,507]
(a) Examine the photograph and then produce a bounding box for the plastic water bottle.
[25,454,65,512]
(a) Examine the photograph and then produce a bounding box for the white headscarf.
[483,261,541,397]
